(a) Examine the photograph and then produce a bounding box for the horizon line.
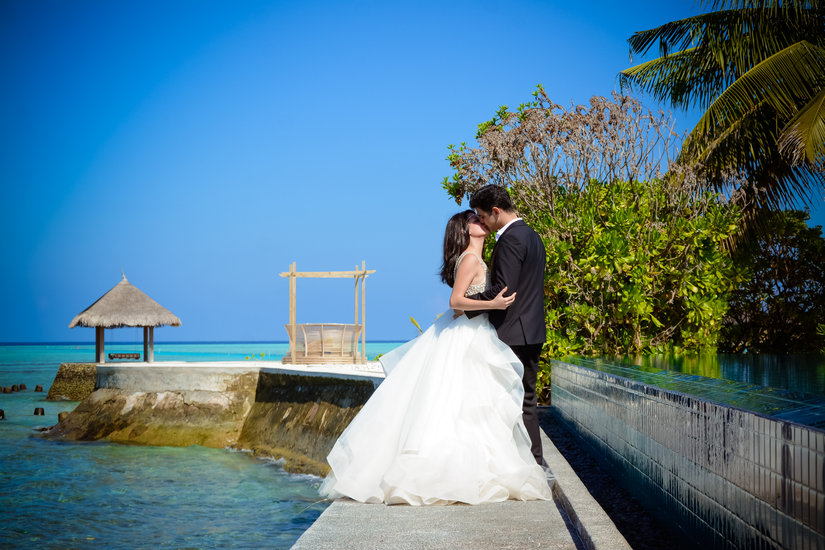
[0,339,408,345]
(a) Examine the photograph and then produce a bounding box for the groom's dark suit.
[468,219,546,463]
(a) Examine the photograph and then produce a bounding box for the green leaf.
[409,316,423,334]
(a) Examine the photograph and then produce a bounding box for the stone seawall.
[46,363,97,401]
[237,371,375,474]
[44,362,383,476]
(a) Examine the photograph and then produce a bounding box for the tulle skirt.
[319,311,551,505]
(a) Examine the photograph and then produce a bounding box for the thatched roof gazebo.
[68,274,181,363]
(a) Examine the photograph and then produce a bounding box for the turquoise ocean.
[0,342,403,549]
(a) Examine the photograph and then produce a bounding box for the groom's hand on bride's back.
[465,282,508,318]
[492,287,515,310]
[466,282,506,303]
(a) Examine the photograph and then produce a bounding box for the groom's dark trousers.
[467,219,546,464]
[511,343,543,463]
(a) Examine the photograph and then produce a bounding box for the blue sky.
[2,0,823,343]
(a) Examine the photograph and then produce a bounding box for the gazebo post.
[361,260,367,364]
[354,264,359,327]
[289,262,296,364]
[95,327,105,363]
[143,327,149,362]
[354,264,361,364]
[148,327,154,362]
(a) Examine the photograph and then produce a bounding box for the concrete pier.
[292,430,630,550]
[44,361,385,475]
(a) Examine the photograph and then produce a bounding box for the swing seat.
[108,353,141,360]
[282,323,363,364]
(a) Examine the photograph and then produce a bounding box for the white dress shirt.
[495,217,522,241]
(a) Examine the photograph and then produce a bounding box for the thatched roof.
[68,274,182,329]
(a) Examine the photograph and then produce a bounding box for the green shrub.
[525,178,740,359]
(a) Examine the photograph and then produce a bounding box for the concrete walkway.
[292,426,631,550]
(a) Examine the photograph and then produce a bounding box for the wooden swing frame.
[279,261,375,365]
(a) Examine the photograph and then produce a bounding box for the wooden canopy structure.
[279,261,375,364]
[68,274,181,363]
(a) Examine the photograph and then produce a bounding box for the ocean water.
[0,342,403,549]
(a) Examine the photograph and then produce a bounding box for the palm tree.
[620,0,825,212]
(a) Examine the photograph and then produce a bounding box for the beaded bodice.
[454,251,489,296]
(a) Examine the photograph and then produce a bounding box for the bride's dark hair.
[440,210,475,288]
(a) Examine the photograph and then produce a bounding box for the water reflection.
[563,354,825,428]
[614,354,825,396]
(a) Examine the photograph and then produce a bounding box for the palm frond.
[624,0,825,230]
[707,0,825,22]
[628,7,822,67]
[684,101,825,209]
[694,40,825,136]
[621,47,734,110]
[780,84,825,165]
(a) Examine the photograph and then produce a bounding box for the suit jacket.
[467,220,546,346]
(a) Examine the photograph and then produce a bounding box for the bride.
[319,210,552,505]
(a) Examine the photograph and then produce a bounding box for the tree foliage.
[444,89,744,366]
[719,209,825,353]
[529,178,741,358]
[444,88,689,201]
[620,0,825,215]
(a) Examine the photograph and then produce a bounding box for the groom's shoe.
[540,458,556,490]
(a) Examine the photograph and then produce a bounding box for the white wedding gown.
[319,254,551,505]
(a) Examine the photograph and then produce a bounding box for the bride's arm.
[449,259,515,311]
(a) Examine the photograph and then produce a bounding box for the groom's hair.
[469,185,514,213]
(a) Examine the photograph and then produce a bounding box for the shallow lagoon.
[0,342,402,549]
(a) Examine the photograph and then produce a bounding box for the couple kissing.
[321,184,552,506]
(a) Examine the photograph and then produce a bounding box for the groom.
[467,185,547,466]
